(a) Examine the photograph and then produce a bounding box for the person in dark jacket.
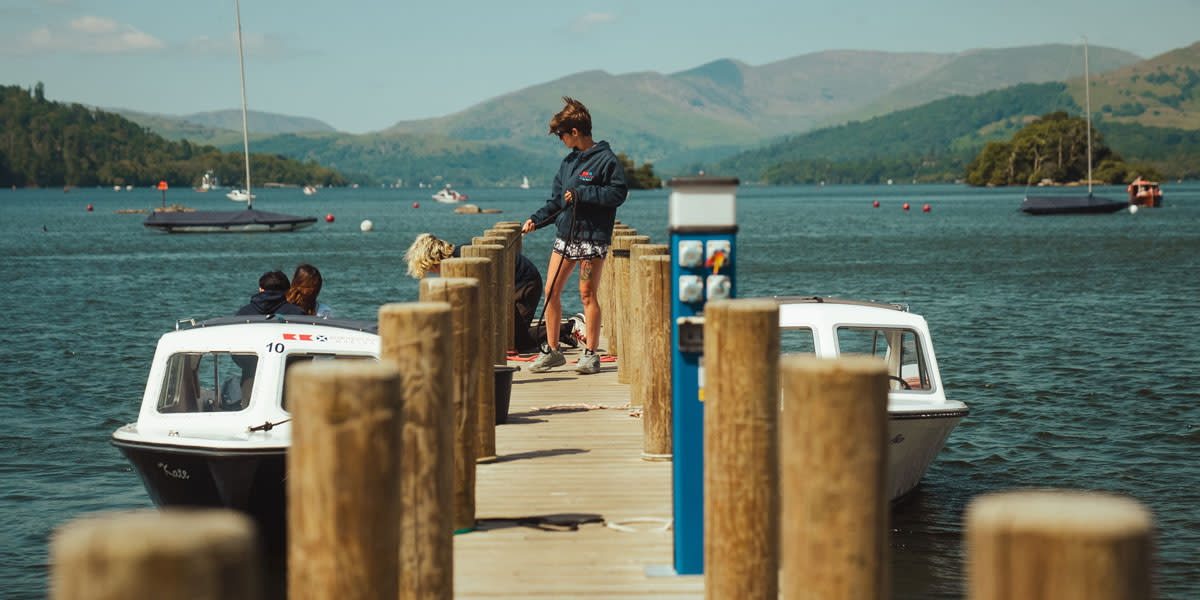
[236,270,306,316]
[404,233,546,353]
[522,97,627,374]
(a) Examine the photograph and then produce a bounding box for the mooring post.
[703,299,779,599]
[287,361,405,600]
[779,355,890,600]
[51,509,261,600]
[640,254,674,460]
[608,230,639,367]
[419,277,481,533]
[627,242,667,403]
[379,302,455,600]
[483,231,517,353]
[464,242,507,366]
[967,490,1153,600]
[443,255,498,461]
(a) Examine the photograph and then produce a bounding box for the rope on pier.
[605,517,672,533]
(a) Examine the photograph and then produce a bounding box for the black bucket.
[494,365,518,425]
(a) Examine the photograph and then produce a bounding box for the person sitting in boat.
[236,270,306,316]
[287,263,333,318]
[404,233,548,354]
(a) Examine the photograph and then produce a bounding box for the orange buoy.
[86,204,93,211]
[872,200,880,208]
[923,204,930,212]
[413,202,419,208]
[325,214,335,223]
[902,203,910,211]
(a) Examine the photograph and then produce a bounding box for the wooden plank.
[453,345,704,598]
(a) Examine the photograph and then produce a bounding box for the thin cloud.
[567,12,619,34]
[2,17,164,55]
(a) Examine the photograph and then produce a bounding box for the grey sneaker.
[575,350,601,374]
[528,348,566,372]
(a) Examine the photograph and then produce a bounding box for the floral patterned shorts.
[553,237,610,261]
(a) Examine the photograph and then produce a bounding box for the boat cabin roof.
[177,314,378,334]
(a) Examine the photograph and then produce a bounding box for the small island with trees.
[965,111,1163,187]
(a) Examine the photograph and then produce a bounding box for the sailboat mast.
[234,0,252,209]
[1084,36,1092,196]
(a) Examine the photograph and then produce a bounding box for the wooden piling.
[639,254,673,460]
[966,490,1153,600]
[492,222,522,254]
[287,361,405,600]
[464,242,507,365]
[486,228,520,351]
[51,509,260,600]
[607,230,639,367]
[627,243,667,404]
[378,303,455,600]
[602,224,632,352]
[442,256,498,462]
[703,299,780,600]
[779,355,889,600]
[419,277,481,533]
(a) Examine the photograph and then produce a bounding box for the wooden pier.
[454,345,703,598]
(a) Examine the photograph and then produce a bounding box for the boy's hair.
[404,233,456,279]
[549,96,592,137]
[258,270,290,292]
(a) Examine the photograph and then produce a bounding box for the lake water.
[2,182,1198,598]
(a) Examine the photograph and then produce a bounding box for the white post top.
[668,177,739,230]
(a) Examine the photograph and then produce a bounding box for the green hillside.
[1078,41,1200,130]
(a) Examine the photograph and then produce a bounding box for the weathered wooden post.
[601,224,632,350]
[51,509,261,600]
[608,229,639,368]
[287,361,405,600]
[966,490,1153,600]
[492,222,523,255]
[442,256,498,462]
[485,229,519,352]
[378,302,454,600]
[627,242,667,403]
[703,299,780,600]
[464,242,507,366]
[419,277,481,533]
[640,254,673,460]
[779,355,890,600]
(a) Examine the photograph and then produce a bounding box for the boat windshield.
[835,327,930,391]
[281,353,378,411]
[780,327,817,355]
[157,352,259,413]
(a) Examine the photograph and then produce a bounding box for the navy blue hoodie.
[237,290,306,316]
[529,140,627,244]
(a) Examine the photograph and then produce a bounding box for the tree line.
[0,84,347,188]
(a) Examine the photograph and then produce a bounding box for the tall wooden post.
[419,277,481,533]
[601,224,632,351]
[463,242,506,366]
[779,355,890,600]
[442,256,498,461]
[608,230,639,368]
[967,490,1153,600]
[627,242,667,404]
[378,302,454,600]
[703,299,780,600]
[51,509,261,600]
[485,230,518,352]
[287,361,406,600]
[491,222,522,255]
[640,254,673,460]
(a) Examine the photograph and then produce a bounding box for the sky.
[3,0,1199,134]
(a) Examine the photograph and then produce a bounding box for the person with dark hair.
[236,270,306,316]
[404,233,547,354]
[287,263,332,318]
[522,96,627,374]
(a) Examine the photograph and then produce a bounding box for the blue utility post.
[668,177,738,575]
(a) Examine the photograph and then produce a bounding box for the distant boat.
[519,176,530,189]
[1020,38,1127,216]
[303,185,317,196]
[196,171,218,193]
[144,0,314,234]
[1127,178,1162,208]
[432,186,468,203]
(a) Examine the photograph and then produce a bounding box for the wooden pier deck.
[453,345,703,598]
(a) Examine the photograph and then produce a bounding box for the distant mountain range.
[109,42,1200,185]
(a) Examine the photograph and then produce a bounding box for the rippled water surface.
[2,183,1198,598]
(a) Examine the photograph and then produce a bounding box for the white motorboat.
[226,189,255,202]
[302,185,317,196]
[519,176,530,189]
[432,187,468,203]
[773,296,969,501]
[111,315,380,546]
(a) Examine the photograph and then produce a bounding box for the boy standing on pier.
[522,97,627,374]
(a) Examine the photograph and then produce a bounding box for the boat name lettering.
[156,462,190,480]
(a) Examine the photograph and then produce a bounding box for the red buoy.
[902,203,910,211]
[872,200,880,208]
[325,214,335,223]
[86,204,93,211]
[413,202,419,208]
[923,204,931,212]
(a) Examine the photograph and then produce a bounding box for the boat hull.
[886,408,968,501]
[1020,195,1128,215]
[111,438,287,547]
